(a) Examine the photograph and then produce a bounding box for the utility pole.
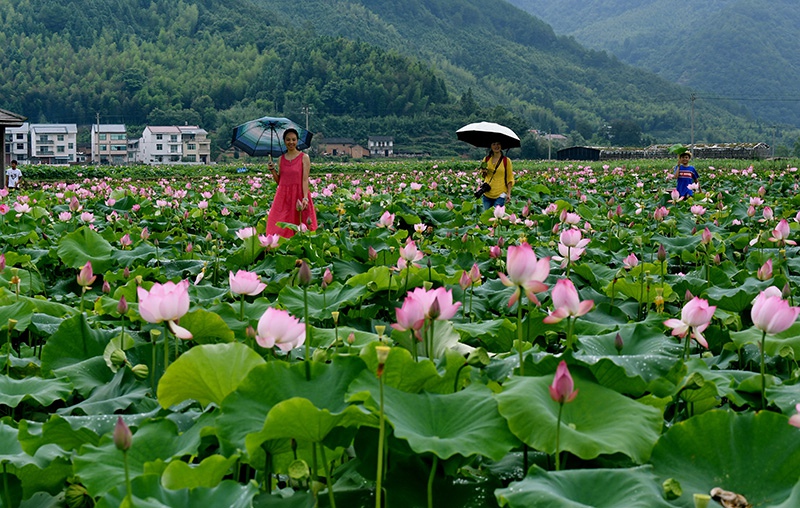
[690,94,695,152]
[96,112,100,165]
[301,105,312,131]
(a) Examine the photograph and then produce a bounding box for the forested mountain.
[0,0,792,158]
[507,0,800,130]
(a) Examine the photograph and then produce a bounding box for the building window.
[100,145,107,151]
[170,135,178,142]
[99,134,107,140]
[57,146,65,153]
[156,144,163,151]
[40,135,49,142]
[187,143,196,150]
[184,155,196,162]
[156,134,163,140]
[17,143,24,150]
[16,133,23,140]
[57,134,64,141]
[111,134,126,141]
[68,143,74,149]
[170,145,179,153]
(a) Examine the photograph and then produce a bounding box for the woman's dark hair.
[283,128,299,141]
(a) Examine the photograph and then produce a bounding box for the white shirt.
[6,167,21,188]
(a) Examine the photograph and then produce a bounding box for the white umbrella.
[456,121,521,148]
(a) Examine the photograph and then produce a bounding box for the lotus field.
[4,159,800,508]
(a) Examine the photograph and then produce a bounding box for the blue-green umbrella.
[230,116,313,158]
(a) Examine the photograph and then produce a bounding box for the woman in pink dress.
[266,128,317,237]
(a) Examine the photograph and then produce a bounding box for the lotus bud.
[347,332,356,345]
[123,266,130,278]
[102,280,111,294]
[117,296,128,315]
[246,326,256,340]
[656,244,667,262]
[131,364,149,380]
[64,484,91,508]
[368,246,378,261]
[461,232,468,243]
[110,349,127,368]
[783,282,792,300]
[685,290,694,302]
[0,253,5,271]
[662,478,682,500]
[297,260,312,286]
[323,267,333,286]
[614,332,624,353]
[113,417,132,451]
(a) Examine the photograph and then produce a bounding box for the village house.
[368,136,394,157]
[91,124,128,165]
[319,137,367,158]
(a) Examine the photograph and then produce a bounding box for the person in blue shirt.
[673,150,699,197]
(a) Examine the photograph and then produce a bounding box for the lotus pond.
[2,158,800,508]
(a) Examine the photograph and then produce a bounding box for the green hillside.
[508,0,800,131]
[0,0,791,158]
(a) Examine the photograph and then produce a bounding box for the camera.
[474,182,491,198]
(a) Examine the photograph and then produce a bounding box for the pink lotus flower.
[489,245,502,259]
[459,270,472,290]
[392,287,461,335]
[258,234,281,249]
[622,253,638,270]
[377,211,395,229]
[549,361,578,404]
[137,280,193,339]
[762,206,774,221]
[140,227,150,240]
[397,239,424,270]
[113,417,132,452]
[653,206,669,221]
[757,259,773,281]
[58,211,72,221]
[701,227,713,245]
[663,297,717,348]
[0,204,9,215]
[498,242,550,307]
[14,202,31,214]
[237,227,258,240]
[119,234,132,248]
[751,290,800,335]
[76,261,96,288]
[769,219,797,246]
[543,279,594,324]
[229,270,267,296]
[559,228,589,249]
[789,403,800,429]
[255,307,306,352]
[690,205,706,216]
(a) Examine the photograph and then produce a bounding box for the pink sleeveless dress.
[266,153,317,237]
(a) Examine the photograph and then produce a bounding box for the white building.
[30,124,77,164]
[368,136,394,157]
[91,124,128,165]
[4,122,29,164]
[137,125,211,165]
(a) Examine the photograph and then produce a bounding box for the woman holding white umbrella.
[457,121,519,211]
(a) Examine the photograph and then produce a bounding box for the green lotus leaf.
[176,308,235,344]
[216,355,367,455]
[158,342,265,408]
[348,378,518,461]
[496,371,663,463]
[705,277,772,312]
[41,313,115,372]
[161,454,240,490]
[74,418,200,497]
[576,321,682,396]
[57,367,150,416]
[111,243,158,267]
[496,465,673,507]
[731,322,800,357]
[0,375,72,408]
[56,226,114,272]
[277,282,367,322]
[245,397,375,458]
[0,300,37,333]
[96,475,258,508]
[650,410,800,507]
[17,415,101,455]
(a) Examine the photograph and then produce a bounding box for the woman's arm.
[301,153,311,209]
[268,159,280,184]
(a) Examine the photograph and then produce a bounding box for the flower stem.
[303,285,311,381]
[760,330,767,409]
[555,403,564,471]
[517,297,524,376]
[376,375,386,508]
[123,450,132,504]
[319,444,336,508]
[163,322,170,370]
[427,455,439,508]
[240,294,245,322]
